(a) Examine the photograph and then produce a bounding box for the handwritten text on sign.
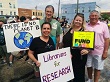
[3,20,41,52]
[38,47,74,82]
[3,21,40,33]
[72,31,95,49]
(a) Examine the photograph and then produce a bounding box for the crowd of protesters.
[0,5,110,82]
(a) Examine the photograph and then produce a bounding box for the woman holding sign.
[28,22,55,82]
[62,13,89,82]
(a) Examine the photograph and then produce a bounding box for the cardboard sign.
[2,20,41,52]
[38,47,74,82]
[72,31,95,49]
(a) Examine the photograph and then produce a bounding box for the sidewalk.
[0,49,110,82]
[0,56,35,82]
[85,48,110,82]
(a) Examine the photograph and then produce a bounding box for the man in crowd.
[40,5,62,49]
[0,20,7,64]
[14,15,20,22]
[0,20,14,67]
[86,10,109,82]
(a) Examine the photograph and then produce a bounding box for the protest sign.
[72,31,95,49]
[2,20,41,52]
[38,47,74,82]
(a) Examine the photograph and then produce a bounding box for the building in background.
[18,8,32,17]
[101,11,110,15]
[61,2,100,23]
[0,0,18,16]
[32,9,43,19]
[18,8,43,19]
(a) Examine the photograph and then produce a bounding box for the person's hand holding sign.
[80,49,89,55]
[35,61,41,67]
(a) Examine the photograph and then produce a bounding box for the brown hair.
[41,22,52,30]
[45,5,54,13]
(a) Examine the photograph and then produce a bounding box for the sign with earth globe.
[2,20,41,52]
[14,32,33,49]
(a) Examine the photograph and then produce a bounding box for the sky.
[17,0,110,12]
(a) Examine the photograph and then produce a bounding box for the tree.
[101,13,110,21]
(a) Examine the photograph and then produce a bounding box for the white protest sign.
[38,47,74,82]
[3,20,41,52]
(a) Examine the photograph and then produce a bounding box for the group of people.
[0,4,109,82]
[27,5,109,82]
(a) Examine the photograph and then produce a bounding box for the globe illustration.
[14,32,33,49]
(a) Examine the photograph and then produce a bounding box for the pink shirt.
[86,21,109,55]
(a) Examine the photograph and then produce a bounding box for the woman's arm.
[28,49,41,67]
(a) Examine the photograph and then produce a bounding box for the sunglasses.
[77,13,84,16]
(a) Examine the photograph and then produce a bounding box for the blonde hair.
[71,13,86,29]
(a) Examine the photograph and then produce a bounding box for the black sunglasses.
[77,13,84,16]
